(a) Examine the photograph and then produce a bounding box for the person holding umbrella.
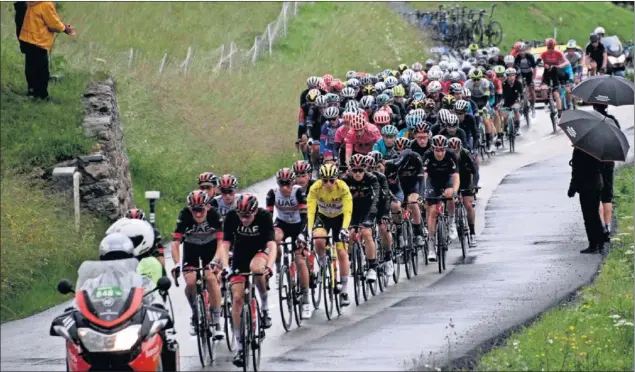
[560,110,630,254]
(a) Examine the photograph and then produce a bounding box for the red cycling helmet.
[373,110,391,125]
[276,167,296,183]
[292,160,311,175]
[187,190,209,208]
[350,153,367,169]
[198,172,217,186]
[545,38,557,49]
[125,208,146,220]
[218,174,238,189]
[236,193,259,216]
[364,155,376,170]
[486,70,496,80]
[331,79,344,92]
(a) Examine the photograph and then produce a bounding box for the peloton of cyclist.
[448,138,478,244]
[539,38,570,118]
[210,174,242,222]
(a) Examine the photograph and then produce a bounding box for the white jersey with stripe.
[265,185,307,224]
[211,193,242,221]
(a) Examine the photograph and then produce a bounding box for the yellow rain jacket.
[19,2,65,51]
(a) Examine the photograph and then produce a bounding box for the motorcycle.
[49,259,179,371]
[601,36,627,77]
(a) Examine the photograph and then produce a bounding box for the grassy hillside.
[409,2,635,51]
[0,1,429,320]
[476,167,634,371]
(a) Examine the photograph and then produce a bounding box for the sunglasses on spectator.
[220,188,235,194]
[322,177,337,184]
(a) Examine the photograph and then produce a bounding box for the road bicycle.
[373,221,392,293]
[471,4,504,47]
[394,201,420,280]
[500,106,518,153]
[277,239,303,331]
[229,271,267,372]
[178,259,219,367]
[349,225,371,305]
[310,235,342,320]
[542,81,559,133]
[429,195,454,273]
[220,270,236,352]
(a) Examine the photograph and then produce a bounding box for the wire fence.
[54,1,311,80]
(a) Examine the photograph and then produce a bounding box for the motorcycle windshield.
[76,259,145,322]
[601,36,623,57]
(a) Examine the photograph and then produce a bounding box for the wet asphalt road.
[1,105,632,371]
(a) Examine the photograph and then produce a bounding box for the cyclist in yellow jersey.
[305,163,353,306]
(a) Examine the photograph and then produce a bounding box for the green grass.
[409,2,635,50]
[1,173,108,323]
[476,166,635,371]
[0,42,95,172]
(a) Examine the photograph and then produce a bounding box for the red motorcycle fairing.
[66,341,90,372]
[65,334,164,371]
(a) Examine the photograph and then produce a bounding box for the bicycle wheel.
[223,289,235,351]
[251,299,262,371]
[333,258,342,315]
[507,117,516,153]
[523,101,531,127]
[310,256,322,310]
[358,244,369,302]
[392,246,401,284]
[549,97,558,133]
[322,261,334,320]
[292,265,303,327]
[441,218,448,271]
[457,207,467,260]
[195,294,209,367]
[409,223,419,276]
[240,303,251,372]
[471,22,483,45]
[277,265,293,332]
[486,20,503,46]
[436,219,444,274]
[352,242,362,306]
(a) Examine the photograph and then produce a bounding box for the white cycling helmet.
[99,232,135,260]
[438,60,450,71]
[503,55,515,65]
[594,26,605,36]
[106,218,155,257]
[345,70,357,80]
[427,80,443,94]
[428,69,443,81]
[566,40,577,49]
[489,47,500,56]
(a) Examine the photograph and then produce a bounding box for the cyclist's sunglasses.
[295,172,308,177]
[220,188,235,194]
[199,184,214,190]
[190,206,206,213]
[278,180,292,186]
[383,134,396,139]
[433,147,446,153]
[238,212,255,219]
[351,168,365,173]
[322,177,337,184]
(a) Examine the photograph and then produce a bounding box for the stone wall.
[51,78,133,222]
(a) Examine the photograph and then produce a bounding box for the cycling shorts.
[458,174,474,196]
[376,197,390,222]
[230,245,270,282]
[313,213,344,243]
[424,177,454,203]
[351,205,373,228]
[274,219,304,241]
[182,243,217,270]
[542,68,560,88]
[392,188,405,202]
[520,72,534,87]
[400,177,421,196]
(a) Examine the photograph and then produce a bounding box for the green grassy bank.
[476,166,634,371]
[409,2,634,51]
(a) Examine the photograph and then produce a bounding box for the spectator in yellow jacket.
[18,1,75,100]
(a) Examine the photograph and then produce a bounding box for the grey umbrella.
[558,110,630,161]
[571,75,635,106]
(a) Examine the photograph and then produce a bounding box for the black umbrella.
[558,110,630,161]
[571,75,635,106]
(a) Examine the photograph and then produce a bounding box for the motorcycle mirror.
[157,276,172,292]
[57,279,75,295]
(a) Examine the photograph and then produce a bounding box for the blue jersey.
[559,64,574,82]
[373,138,398,158]
[319,120,342,154]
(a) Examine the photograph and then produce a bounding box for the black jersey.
[223,208,275,254]
[439,127,468,147]
[422,150,458,186]
[172,207,223,249]
[341,172,380,218]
